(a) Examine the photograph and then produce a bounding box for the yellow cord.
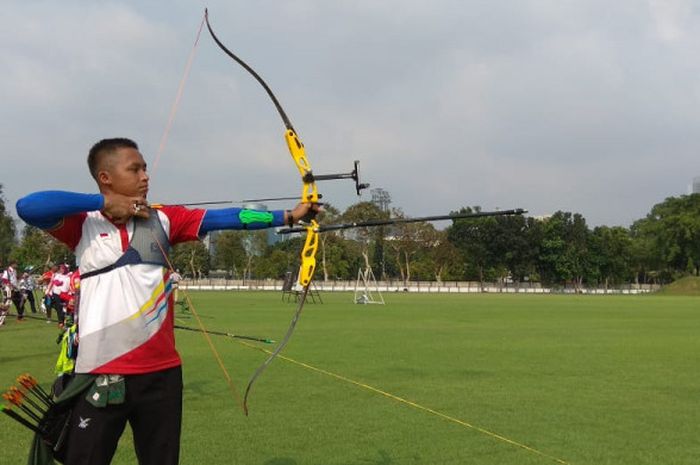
[150,228,244,414]
[237,340,571,465]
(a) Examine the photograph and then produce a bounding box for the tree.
[487,215,540,285]
[0,184,17,263]
[316,204,341,281]
[255,248,294,279]
[631,194,700,280]
[13,225,74,269]
[628,224,660,284]
[409,228,461,282]
[242,231,270,280]
[537,211,590,289]
[213,231,248,278]
[588,226,633,288]
[446,207,497,285]
[315,233,361,280]
[171,241,210,279]
[386,208,438,285]
[341,202,388,274]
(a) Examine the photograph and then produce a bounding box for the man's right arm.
[16,191,104,230]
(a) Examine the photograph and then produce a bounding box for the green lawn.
[1,292,699,464]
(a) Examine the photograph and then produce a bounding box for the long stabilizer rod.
[278,208,527,234]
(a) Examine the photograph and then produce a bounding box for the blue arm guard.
[200,208,286,234]
[16,191,104,230]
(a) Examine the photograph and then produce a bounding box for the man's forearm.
[199,208,286,234]
[17,191,104,229]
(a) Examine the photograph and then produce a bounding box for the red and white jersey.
[51,272,71,296]
[1,266,18,289]
[49,206,204,375]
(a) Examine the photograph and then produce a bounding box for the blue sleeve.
[16,191,104,230]
[200,208,286,234]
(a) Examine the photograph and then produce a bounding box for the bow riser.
[284,130,318,203]
[299,224,319,286]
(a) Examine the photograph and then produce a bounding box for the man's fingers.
[132,201,150,219]
[291,202,321,223]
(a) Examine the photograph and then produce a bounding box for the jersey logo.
[78,417,91,429]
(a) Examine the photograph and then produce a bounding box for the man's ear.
[97,170,111,186]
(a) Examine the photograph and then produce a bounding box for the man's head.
[88,138,149,197]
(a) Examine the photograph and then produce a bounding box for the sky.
[3,0,700,229]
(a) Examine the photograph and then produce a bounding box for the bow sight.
[304,160,370,197]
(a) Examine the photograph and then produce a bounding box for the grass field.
[1,292,699,465]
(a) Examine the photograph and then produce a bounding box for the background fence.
[180,279,661,295]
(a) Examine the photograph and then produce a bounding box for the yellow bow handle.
[299,223,319,287]
[284,128,319,287]
[285,129,318,204]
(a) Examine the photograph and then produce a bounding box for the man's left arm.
[162,206,285,245]
[164,203,318,245]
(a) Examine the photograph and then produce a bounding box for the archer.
[15,137,318,465]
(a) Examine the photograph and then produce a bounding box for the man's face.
[98,147,150,198]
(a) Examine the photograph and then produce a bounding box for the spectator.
[49,264,71,328]
[1,260,23,321]
[171,269,182,303]
[40,264,58,321]
[19,270,38,314]
[0,286,9,326]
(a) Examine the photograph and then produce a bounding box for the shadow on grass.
[182,379,233,399]
[367,450,393,465]
[264,458,296,465]
[183,379,211,395]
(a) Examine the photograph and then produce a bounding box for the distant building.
[371,188,391,213]
[693,177,700,194]
[242,203,284,247]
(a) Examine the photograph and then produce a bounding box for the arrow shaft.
[151,196,310,208]
[1,406,43,434]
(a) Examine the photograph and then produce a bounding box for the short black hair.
[87,138,139,180]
